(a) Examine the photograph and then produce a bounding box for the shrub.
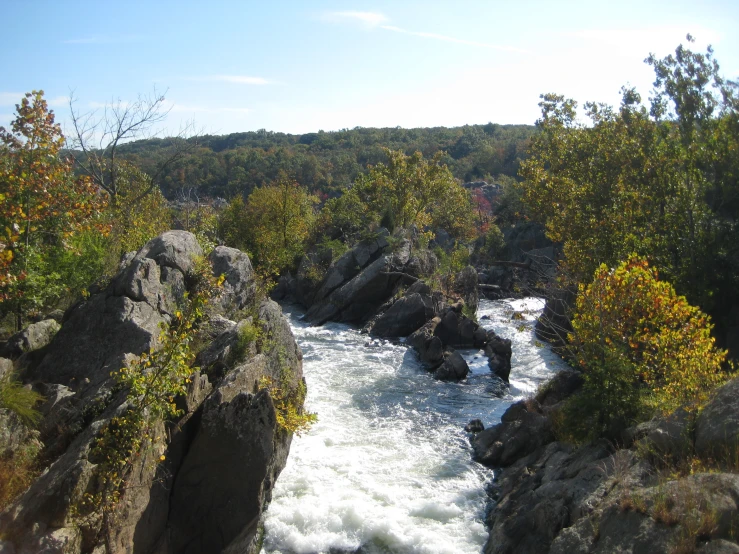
[565,255,729,441]
[0,372,43,427]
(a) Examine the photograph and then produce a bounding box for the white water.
[261,298,569,554]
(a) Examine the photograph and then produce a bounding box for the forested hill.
[117,123,536,200]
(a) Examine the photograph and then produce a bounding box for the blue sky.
[1,0,738,136]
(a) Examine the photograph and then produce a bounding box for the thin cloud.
[184,75,272,85]
[380,25,525,53]
[322,11,388,27]
[0,92,25,106]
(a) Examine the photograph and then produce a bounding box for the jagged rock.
[472,400,554,467]
[535,370,583,408]
[136,230,203,275]
[465,419,485,433]
[369,293,436,338]
[3,320,61,359]
[640,407,695,461]
[434,349,469,381]
[485,332,512,382]
[535,287,575,348]
[209,246,256,314]
[405,249,438,278]
[270,271,296,302]
[306,239,411,325]
[0,232,303,554]
[698,540,739,553]
[696,377,739,460]
[455,265,479,314]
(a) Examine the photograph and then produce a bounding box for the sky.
[1,0,738,137]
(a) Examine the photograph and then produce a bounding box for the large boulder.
[2,319,60,359]
[472,400,554,467]
[433,349,469,381]
[209,246,256,314]
[369,293,436,338]
[455,265,479,315]
[695,378,739,460]
[306,239,411,325]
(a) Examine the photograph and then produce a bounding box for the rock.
[641,407,695,461]
[168,388,283,554]
[209,246,256,314]
[136,230,203,275]
[405,250,438,278]
[306,239,411,325]
[434,349,469,381]
[485,332,513,382]
[270,271,296,302]
[3,320,61,358]
[465,419,485,433]
[698,540,739,553]
[535,287,575,348]
[455,265,479,314]
[472,401,554,467]
[696,378,739,460]
[369,293,436,338]
[0,358,12,380]
[535,370,583,408]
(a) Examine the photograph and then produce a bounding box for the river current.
[261,298,569,554]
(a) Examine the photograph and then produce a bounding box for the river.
[261,297,569,554]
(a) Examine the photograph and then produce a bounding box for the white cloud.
[322,11,389,27]
[380,25,526,53]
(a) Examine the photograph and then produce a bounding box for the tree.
[520,37,739,312]
[0,91,107,328]
[68,89,196,206]
[223,177,317,276]
[565,255,729,440]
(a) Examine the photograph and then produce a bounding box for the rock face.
[0,231,304,554]
[695,378,739,460]
[474,373,739,554]
[306,236,412,325]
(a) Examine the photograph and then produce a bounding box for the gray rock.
[697,540,739,553]
[0,358,12,380]
[472,401,555,467]
[696,378,739,460]
[3,320,60,358]
[137,230,203,275]
[536,370,583,407]
[642,407,694,460]
[209,246,256,314]
[306,240,411,325]
[455,265,479,314]
[434,349,469,381]
[369,293,436,338]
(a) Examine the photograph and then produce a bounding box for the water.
[261,298,569,554]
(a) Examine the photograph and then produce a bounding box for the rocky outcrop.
[306,237,412,325]
[471,373,739,554]
[0,231,304,554]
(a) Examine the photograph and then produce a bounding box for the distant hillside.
[116,123,537,200]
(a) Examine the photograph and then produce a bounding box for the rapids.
[261,298,569,554]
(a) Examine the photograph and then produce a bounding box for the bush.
[565,255,730,441]
[0,372,43,427]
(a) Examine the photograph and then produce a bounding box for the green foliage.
[564,255,730,441]
[258,371,316,436]
[519,38,739,315]
[221,177,317,278]
[0,91,109,328]
[227,319,262,368]
[430,245,470,297]
[0,371,44,427]
[351,149,474,241]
